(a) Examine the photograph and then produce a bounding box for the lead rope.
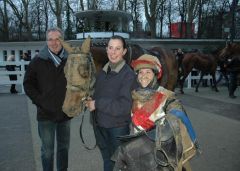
[79,53,97,150]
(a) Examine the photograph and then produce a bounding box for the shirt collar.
[103,60,126,73]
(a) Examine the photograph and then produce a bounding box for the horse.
[149,46,178,91]
[90,43,178,91]
[219,43,240,61]
[179,51,222,94]
[112,111,196,171]
[59,37,96,117]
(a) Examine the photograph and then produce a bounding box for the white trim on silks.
[132,90,168,134]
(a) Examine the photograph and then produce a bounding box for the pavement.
[0,84,240,171]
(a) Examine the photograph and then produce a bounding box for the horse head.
[125,44,146,64]
[219,43,240,61]
[59,36,96,117]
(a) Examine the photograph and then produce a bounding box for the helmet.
[131,54,162,79]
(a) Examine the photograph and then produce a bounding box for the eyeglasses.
[47,38,60,42]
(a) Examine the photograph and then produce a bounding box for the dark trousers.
[229,72,238,96]
[94,125,130,171]
[38,120,71,171]
[10,84,16,91]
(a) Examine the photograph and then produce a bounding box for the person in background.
[23,27,72,171]
[22,52,31,70]
[6,55,18,94]
[85,35,137,171]
[224,56,240,98]
[176,48,184,72]
[175,48,185,84]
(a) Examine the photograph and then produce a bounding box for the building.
[75,10,133,39]
[169,22,195,38]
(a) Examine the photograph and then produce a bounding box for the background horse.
[90,43,178,91]
[219,43,240,61]
[179,51,221,94]
[149,46,178,91]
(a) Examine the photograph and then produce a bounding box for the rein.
[79,53,97,150]
[79,110,97,150]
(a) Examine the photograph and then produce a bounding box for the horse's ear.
[81,36,91,54]
[59,38,74,53]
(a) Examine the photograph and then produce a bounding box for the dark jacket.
[225,56,240,73]
[93,61,137,128]
[6,64,17,80]
[23,45,71,122]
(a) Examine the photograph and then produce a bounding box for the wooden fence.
[0,61,29,94]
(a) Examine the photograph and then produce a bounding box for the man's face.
[47,31,63,54]
[106,39,127,64]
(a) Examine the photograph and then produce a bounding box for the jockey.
[112,54,199,171]
[131,54,196,140]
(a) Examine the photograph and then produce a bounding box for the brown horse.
[179,52,221,94]
[219,43,240,61]
[60,37,96,117]
[90,44,178,91]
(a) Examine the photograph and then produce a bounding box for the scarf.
[48,48,65,67]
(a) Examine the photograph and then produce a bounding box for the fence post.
[187,72,192,88]
[20,61,25,94]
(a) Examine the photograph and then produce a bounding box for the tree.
[230,0,239,42]
[6,0,32,40]
[186,0,200,38]
[158,0,167,38]
[128,0,141,32]
[30,0,50,40]
[199,0,231,39]
[65,0,74,39]
[176,0,188,38]
[144,0,161,38]
[47,0,64,28]
[0,0,9,41]
[166,0,173,38]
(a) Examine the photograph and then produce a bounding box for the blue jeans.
[38,120,71,171]
[94,125,130,171]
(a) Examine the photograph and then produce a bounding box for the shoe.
[229,95,236,99]
[10,90,18,94]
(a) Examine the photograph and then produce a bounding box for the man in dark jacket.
[23,27,71,171]
[225,56,240,98]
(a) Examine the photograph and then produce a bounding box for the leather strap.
[79,109,97,150]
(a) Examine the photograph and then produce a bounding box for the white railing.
[186,70,213,88]
[0,61,29,94]
[0,61,218,94]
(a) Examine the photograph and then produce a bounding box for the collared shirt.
[102,60,126,73]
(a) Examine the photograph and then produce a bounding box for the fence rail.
[0,61,29,93]
[0,61,217,94]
